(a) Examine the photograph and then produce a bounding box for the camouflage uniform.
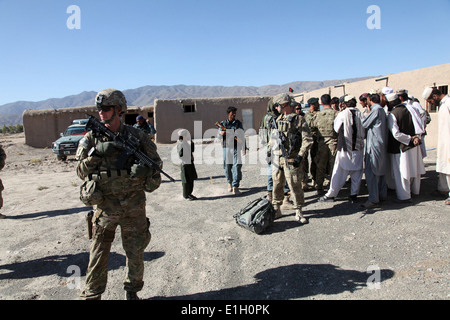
[259,97,277,149]
[303,109,319,188]
[77,89,162,300]
[314,108,338,192]
[259,98,289,200]
[0,145,5,214]
[270,99,314,223]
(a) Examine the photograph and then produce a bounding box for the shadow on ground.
[0,251,165,280]
[151,263,394,300]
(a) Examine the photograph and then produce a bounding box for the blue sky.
[0,0,449,105]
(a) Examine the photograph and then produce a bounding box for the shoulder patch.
[79,137,89,149]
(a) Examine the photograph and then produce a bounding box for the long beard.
[430,99,438,108]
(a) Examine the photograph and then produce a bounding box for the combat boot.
[125,291,140,300]
[295,208,308,224]
[273,204,282,219]
[79,290,101,300]
[281,194,295,209]
[302,182,314,191]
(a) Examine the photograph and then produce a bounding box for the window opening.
[183,104,196,113]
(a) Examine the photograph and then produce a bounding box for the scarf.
[404,102,425,135]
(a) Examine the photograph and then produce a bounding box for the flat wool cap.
[307,97,319,104]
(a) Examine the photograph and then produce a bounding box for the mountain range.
[0,77,374,126]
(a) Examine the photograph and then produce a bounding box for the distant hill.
[0,77,374,125]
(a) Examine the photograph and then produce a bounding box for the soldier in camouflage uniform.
[269,93,313,224]
[260,98,290,203]
[303,97,320,190]
[76,89,162,300]
[0,145,6,219]
[314,94,338,195]
[260,97,280,201]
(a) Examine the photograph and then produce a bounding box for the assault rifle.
[85,114,175,182]
[215,121,244,146]
[270,118,290,170]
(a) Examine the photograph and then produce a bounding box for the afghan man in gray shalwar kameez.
[361,93,388,208]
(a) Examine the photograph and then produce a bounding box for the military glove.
[130,163,153,178]
[95,141,122,157]
[293,155,303,168]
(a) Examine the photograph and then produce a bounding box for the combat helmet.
[273,93,291,106]
[95,88,127,114]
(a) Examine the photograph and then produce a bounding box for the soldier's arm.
[132,128,164,179]
[75,133,102,180]
[305,113,317,131]
[298,117,314,157]
[137,129,162,164]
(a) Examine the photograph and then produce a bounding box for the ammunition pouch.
[278,120,289,133]
[80,179,104,206]
[95,141,122,157]
[89,169,130,180]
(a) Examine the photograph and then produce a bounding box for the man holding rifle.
[76,88,163,300]
[269,93,313,224]
[217,106,246,195]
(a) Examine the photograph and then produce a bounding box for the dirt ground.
[0,133,448,302]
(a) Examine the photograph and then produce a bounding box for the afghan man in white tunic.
[397,89,428,158]
[423,87,450,205]
[319,96,365,203]
[361,93,388,208]
[386,93,425,203]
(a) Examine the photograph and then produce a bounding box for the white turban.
[382,87,394,95]
[385,93,398,102]
[422,87,433,100]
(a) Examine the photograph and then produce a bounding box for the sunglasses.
[97,105,115,112]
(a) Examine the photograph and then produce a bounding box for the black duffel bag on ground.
[233,196,276,234]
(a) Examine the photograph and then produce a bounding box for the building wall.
[297,63,450,149]
[154,96,270,144]
[23,105,154,148]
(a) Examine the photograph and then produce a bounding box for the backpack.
[233,196,276,234]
